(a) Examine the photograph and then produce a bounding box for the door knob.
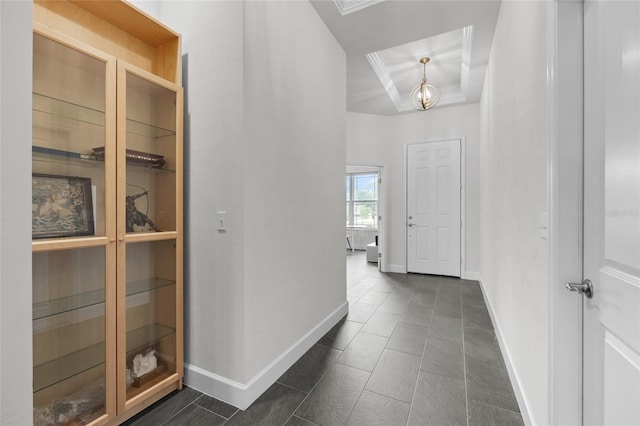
[408,223,415,227]
[566,279,593,298]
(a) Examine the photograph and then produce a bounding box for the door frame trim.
[346,162,388,272]
[546,1,584,424]
[403,137,466,277]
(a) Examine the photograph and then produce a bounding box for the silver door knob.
[566,279,593,298]
[408,223,415,227]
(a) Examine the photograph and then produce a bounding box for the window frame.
[346,171,379,229]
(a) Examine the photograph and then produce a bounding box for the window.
[346,172,378,228]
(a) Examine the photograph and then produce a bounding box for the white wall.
[478,1,550,424]
[135,0,247,384]
[346,104,480,276]
[0,1,33,424]
[242,0,346,380]
[139,0,347,407]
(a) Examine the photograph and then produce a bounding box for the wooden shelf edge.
[125,231,178,244]
[124,373,181,412]
[33,236,110,252]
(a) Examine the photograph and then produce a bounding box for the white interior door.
[583,1,640,424]
[406,140,461,277]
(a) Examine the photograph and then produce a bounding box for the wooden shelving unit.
[32,2,183,424]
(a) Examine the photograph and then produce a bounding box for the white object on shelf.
[366,243,378,263]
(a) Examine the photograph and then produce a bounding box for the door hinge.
[378,178,382,184]
[378,216,382,221]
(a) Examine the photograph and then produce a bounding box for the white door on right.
[406,140,461,277]
[583,1,640,424]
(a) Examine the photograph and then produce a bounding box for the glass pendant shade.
[410,57,440,111]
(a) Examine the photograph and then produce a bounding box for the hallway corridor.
[125,252,523,425]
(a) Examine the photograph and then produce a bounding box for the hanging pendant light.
[410,57,440,111]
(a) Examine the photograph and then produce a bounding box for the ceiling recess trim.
[333,0,385,16]
[366,25,475,113]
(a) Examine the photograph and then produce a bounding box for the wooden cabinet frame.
[32,2,182,424]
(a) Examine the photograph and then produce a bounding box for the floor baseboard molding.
[462,271,480,281]
[477,276,535,426]
[184,300,349,410]
[386,264,405,274]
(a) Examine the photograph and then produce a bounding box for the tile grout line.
[281,350,343,426]
[157,395,203,426]
[405,280,439,426]
[461,289,470,426]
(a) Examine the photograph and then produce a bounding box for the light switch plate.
[538,212,548,240]
[217,211,227,232]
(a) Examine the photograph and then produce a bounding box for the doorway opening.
[346,163,387,272]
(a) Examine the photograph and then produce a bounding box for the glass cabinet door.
[32,29,116,425]
[118,64,183,407]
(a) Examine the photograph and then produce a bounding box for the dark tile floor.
[124,251,523,426]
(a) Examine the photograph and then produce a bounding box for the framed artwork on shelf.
[32,173,95,239]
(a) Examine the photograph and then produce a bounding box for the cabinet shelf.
[33,278,175,320]
[33,323,175,393]
[126,323,175,355]
[127,277,175,297]
[33,341,105,393]
[33,288,104,321]
[33,93,175,141]
[33,92,105,128]
[32,145,175,173]
[127,118,175,140]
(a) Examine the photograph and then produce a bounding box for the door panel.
[407,140,461,276]
[584,1,640,424]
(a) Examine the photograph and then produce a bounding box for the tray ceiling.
[310,0,502,115]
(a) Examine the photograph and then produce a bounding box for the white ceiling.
[310,0,502,115]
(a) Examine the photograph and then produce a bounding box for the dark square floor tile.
[336,331,388,372]
[433,297,462,319]
[437,286,461,299]
[346,390,410,426]
[358,290,389,307]
[295,363,369,425]
[386,322,428,356]
[420,336,464,380]
[400,304,433,327]
[407,278,440,294]
[277,343,341,392]
[468,400,524,426]
[461,282,484,299]
[377,294,412,315]
[163,404,226,426]
[348,284,373,299]
[365,349,421,403]
[371,280,398,293]
[389,283,417,299]
[407,371,466,426]
[318,318,363,350]
[361,311,401,337]
[463,305,494,330]
[123,387,203,425]
[285,415,317,426]
[347,302,378,323]
[464,327,502,361]
[225,383,306,426]
[466,354,520,413]
[194,394,238,419]
[428,315,463,343]
[409,292,437,308]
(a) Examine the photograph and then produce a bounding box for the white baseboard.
[477,277,534,426]
[386,264,406,274]
[184,301,349,410]
[462,271,481,281]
